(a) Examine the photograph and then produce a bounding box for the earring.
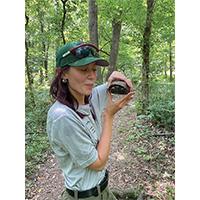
[62,79,68,83]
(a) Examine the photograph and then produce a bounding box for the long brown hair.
[50,66,93,119]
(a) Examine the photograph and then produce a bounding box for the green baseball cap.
[56,41,109,68]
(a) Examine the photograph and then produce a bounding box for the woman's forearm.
[88,113,113,171]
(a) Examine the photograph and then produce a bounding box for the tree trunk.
[88,0,102,82]
[61,0,68,44]
[106,19,122,80]
[88,0,99,46]
[169,41,173,81]
[37,8,49,83]
[25,14,35,106]
[44,43,49,80]
[25,40,34,88]
[141,0,155,112]
[39,15,45,84]
[164,65,167,78]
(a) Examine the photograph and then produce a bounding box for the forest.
[25,0,175,199]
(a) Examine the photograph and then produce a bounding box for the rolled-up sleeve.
[91,83,109,113]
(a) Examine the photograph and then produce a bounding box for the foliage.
[25,133,50,177]
[147,81,175,131]
[25,82,51,177]
[134,80,175,131]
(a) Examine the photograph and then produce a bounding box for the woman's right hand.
[103,91,134,118]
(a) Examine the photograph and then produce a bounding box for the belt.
[66,170,109,199]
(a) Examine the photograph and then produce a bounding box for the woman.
[47,41,134,200]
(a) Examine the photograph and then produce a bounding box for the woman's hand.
[107,71,134,92]
[104,91,134,118]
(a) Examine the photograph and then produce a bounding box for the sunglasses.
[62,43,109,59]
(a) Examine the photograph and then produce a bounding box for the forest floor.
[25,99,175,200]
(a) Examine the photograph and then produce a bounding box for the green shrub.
[25,84,52,177]
[147,81,175,131]
[25,133,50,177]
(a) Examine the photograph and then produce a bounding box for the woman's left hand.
[107,71,134,92]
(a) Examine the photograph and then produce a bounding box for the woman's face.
[63,62,97,104]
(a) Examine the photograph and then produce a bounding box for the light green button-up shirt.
[47,83,108,191]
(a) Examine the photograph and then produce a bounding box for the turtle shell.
[108,80,130,94]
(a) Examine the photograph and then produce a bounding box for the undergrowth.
[120,111,175,200]
[25,85,51,178]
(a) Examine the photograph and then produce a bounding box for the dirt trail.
[26,100,175,200]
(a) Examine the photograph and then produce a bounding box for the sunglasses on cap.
[62,43,109,59]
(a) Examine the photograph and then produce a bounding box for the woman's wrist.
[103,110,114,120]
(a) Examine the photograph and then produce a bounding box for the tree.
[169,40,173,81]
[88,0,103,82]
[97,0,133,79]
[88,0,99,46]
[25,12,35,106]
[106,18,122,79]
[141,0,155,111]
[151,0,175,81]
[60,0,68,44]
[36,6,50,82]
